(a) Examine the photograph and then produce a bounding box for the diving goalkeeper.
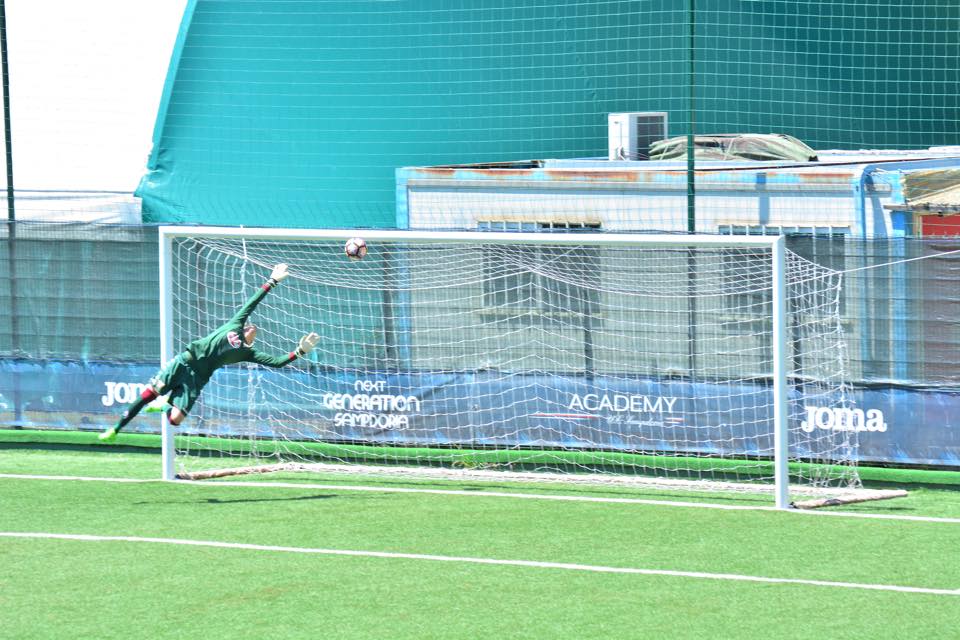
[99,263,320,442]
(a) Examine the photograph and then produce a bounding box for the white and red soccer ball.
[344,237,367,260]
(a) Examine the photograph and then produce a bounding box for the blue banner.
[2,359,958,466]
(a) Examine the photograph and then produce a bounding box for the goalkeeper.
[99,263,320,442]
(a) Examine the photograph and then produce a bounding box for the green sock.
[114,395,152,432]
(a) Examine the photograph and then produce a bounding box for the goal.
[159,226,887,508]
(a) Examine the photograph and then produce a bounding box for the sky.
[0,1,186,198]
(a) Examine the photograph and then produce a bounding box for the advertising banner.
[2,359,958,466]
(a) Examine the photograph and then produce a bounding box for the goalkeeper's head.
[243,324,258,346]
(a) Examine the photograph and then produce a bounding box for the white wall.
[0,1,186,220]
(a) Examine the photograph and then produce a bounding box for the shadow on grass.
[136,493,341,506]
[0,441,159,455]
[229,475,774,506]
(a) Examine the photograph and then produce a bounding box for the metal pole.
[159,230,176,480]
[685,0,698,381]
[6,205,17,424]
[771,236,790,509]
[0,0,13,222]
[0,0,19,424]
[156,226,789,248]
[686,0,695,234]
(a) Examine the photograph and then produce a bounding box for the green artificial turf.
[5,427,960,487]
[2,446,960,639]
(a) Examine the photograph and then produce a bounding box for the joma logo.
[800,406,888,433]
[101,381,151,407]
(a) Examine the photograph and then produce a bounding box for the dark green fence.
[1,221,958,390]
[0,222,159,362]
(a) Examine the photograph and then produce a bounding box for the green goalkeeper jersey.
[183,284,295,382]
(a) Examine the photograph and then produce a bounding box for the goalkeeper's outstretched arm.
[229,263,290,326]
[249,332,320,368]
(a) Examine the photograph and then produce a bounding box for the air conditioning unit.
[608,112,669,160]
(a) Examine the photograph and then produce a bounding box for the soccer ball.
[344,237,367,260]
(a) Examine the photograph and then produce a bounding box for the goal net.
[161,227,871,506]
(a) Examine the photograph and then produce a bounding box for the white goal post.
[158,226,888,508]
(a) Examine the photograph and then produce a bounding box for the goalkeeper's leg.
[164,384,199,426]
[99,356,193,441]
[99,384,164,442]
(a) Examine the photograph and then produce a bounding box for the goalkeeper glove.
[268,263,289,287]
[296,332,320,357]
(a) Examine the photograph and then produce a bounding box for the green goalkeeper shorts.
[152,352,206,416]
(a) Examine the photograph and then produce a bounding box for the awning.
[889,168,960,214]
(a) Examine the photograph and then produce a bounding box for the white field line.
[0,473,150,483]
[2,473,959,525]
[2,531,958,597]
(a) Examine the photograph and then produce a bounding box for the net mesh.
[125,1,960,227]
[167,232,860,498]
